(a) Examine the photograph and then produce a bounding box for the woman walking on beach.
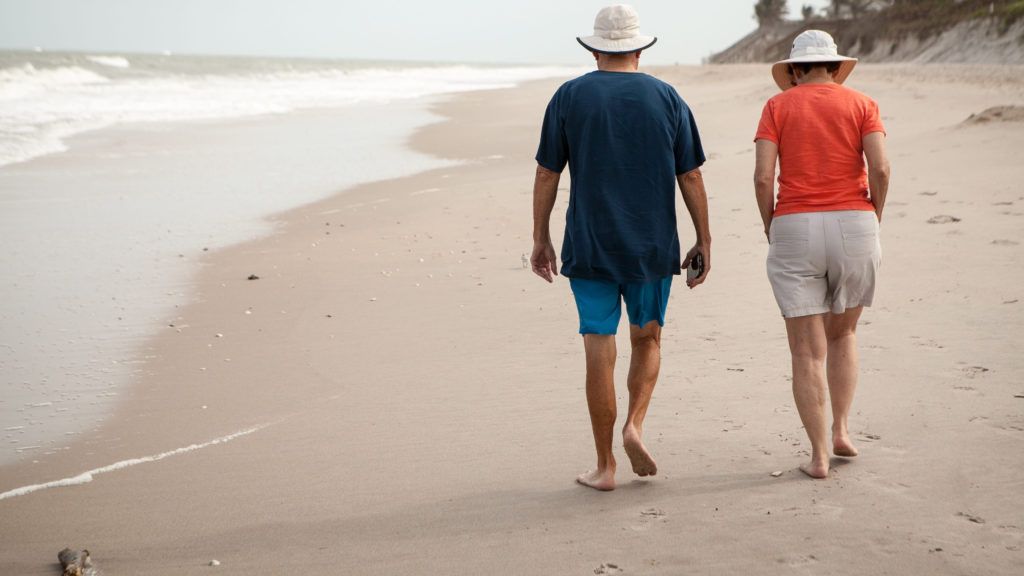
[753,30,890,478]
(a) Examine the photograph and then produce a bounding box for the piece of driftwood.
[57,548,90,576]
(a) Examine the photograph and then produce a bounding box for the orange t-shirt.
[755,83,885,217]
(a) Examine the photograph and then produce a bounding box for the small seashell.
[209,559,221,566]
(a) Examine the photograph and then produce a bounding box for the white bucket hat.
[771,30,857,91]
[577,4,657,54]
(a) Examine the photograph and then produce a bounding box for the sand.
[1,63,1022,575]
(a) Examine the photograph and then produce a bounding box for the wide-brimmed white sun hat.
[771,30,857,91]
[577,4,657,54]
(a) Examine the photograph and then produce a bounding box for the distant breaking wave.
[0,51,582,168]
[85,55,131,68]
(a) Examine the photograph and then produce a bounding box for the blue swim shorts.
[569,277,673,335]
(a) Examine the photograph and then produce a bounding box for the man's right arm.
[862,131,890,223]
[531,164,561,283]
[678,167,711,288]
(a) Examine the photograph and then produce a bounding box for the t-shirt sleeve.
[754,100,779,144]
[674,103,706,175]
[861,97,886,137]
[535,90,568,173]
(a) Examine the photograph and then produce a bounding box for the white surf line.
[0,425,265,501]
[410,187,441,196]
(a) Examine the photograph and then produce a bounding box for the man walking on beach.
[754,30,890,478]
[531,4,711,491]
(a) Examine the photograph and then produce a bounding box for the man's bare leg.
[825,307,863,457]
[579,334,617,491]
[623,320,661,477]
[785,314,830,478]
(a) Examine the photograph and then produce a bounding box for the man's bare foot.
[833,436,859,457]
[799,458,830,479]
[622,426,657,477]
[577,468,616,491]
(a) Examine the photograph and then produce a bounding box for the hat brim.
[771,56,857,91]
[577,35,657,54]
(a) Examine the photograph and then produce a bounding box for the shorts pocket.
[769,215,809,259]
[839,214,878,257]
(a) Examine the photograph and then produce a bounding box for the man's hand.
[682,244,709,289]
[531,241,558,283]
[677,167,711,290]
[531,164,561,283]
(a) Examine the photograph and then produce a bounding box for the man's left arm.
[678,167,711,288]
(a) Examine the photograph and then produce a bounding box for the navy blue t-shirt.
[535,70,705,284]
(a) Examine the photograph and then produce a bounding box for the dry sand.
[1,63,1023,575]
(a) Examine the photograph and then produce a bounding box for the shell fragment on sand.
[57,548,91,576]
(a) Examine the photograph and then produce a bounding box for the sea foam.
[0,426,265,500]
[0,52,581,167]
[85,55,131,68]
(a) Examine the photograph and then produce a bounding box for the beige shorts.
[766,210,881,318]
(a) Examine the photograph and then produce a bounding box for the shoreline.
[1,65,1022,575]
[0,98,461,468]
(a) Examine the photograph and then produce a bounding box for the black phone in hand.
[687,253,703,281]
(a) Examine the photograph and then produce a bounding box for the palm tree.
[847,0,873,17]
[830,0,844,19]
[754,0,790,28]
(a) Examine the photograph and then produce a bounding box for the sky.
[0,0,832,66]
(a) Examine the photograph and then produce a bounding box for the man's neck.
[595,52,640,73]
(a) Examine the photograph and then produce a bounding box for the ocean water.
[0,50,580,468]
[0,50,577,167]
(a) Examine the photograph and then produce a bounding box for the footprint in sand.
[961,365,990,378]
[993,523,1024,551]
[778,554,819,568]
[594,562,623,574]
[911,337,945,350]
[641,507,665,517]
[861,470,912,495]
[957,511,986,524]
[927,215,961,224]
[631,508,667,532]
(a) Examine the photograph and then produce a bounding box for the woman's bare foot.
[577,467,616,491]
[833,434,859,457]
[622,426,657,477]
[799,456,830,479]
